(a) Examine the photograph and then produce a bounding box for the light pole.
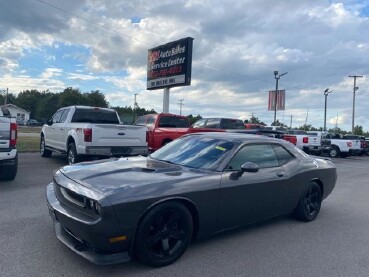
[323,88,333,132]
[349,75,363,134]
[273,71,287,124]
[133,93,138,123]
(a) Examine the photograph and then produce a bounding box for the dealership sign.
[268,90,286,111]
[147,37,194,90]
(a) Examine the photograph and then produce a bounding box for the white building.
[4,104,30,124]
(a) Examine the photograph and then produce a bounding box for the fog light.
[109,236,127,243]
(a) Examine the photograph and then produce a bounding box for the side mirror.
[47,119,53,126]
[241,162,259,173]
[230,162,259,180]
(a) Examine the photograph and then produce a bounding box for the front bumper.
[46,183,132,265]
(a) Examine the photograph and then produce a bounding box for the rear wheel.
[40,136,52,157]
[67,143,82,164]
[134,202,193,267]
[329,146,340,158]
[295,181,322,222]
[0,154,18,181]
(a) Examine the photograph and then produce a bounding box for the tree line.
[1,88,366,135]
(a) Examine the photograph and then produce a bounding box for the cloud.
[0,0,368,130]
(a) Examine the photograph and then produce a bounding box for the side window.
[52,110,63,124]
[272,145,295,166]
[135,116,147,126]
[192,119,206,128]
[205,118,220,128]
[146,116,155,127]
[59,109,70,123]
[227,144,279,170]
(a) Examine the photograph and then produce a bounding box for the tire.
[295,181,322,222]
[134,202,193,267]
[67,143,82,165]
[0,154,18,181]
[329,147,340,158]
[40,136,52,158]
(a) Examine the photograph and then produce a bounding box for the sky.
[0,0,368,131]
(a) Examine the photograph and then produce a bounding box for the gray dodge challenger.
[46,132,336,267]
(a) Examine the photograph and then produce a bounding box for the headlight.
[87,198,102,215]
[94,201,102,215]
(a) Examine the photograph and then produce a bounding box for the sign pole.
[163,87,170,113]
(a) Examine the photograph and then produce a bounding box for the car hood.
[59,156,207,195]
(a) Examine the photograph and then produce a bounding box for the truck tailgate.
[91,124,147,147]
[0,118,10,149]
[308,135,320,146]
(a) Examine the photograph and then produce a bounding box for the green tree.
[58,87,86,107]
[354,125,363,135]
[187,114,202,125]
[271,120,287,127]
[84,90,109,107]
[15,90,42,119]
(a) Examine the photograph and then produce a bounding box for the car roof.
[188,132,287,144]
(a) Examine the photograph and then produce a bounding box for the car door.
[44,110,63,149]
[218,143,297,230]
[53,109,70,150]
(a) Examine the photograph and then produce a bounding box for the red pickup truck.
[135,113,190,152]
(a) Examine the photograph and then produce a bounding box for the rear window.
[71,108,119,124]
[158,116,189,128]
[220,119,245,129]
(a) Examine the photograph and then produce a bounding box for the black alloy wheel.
[295,182,322,222]
[67,143,81,164]
[134,202,193,267]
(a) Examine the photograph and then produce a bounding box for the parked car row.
[16,118,41,126]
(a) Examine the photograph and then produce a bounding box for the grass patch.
[18,126,42,133]
[17,136,40,152]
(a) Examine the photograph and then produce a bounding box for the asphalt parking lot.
[1,153,369,277]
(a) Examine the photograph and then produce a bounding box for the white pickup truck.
[0,106,18,180]
[307,131,360,158]
[40,106,148,164]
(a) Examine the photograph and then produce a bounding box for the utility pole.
[290,115,292,129]
[349,75,363,134]
[178,99,184,115]
[133,93,138,123]
[273,71,287,124]
[304,108,309,130]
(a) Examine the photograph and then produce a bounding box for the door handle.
[60,128,64,131]
[276,172,284,177]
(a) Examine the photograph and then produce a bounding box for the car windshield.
[150,135,234,169]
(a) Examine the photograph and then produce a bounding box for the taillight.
[10,123,17,147]
[303,137,309,143]
[83,128,92,142]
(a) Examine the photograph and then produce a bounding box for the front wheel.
[67,143,82,165]
[295,181,322,222]
[134,202,193,267]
